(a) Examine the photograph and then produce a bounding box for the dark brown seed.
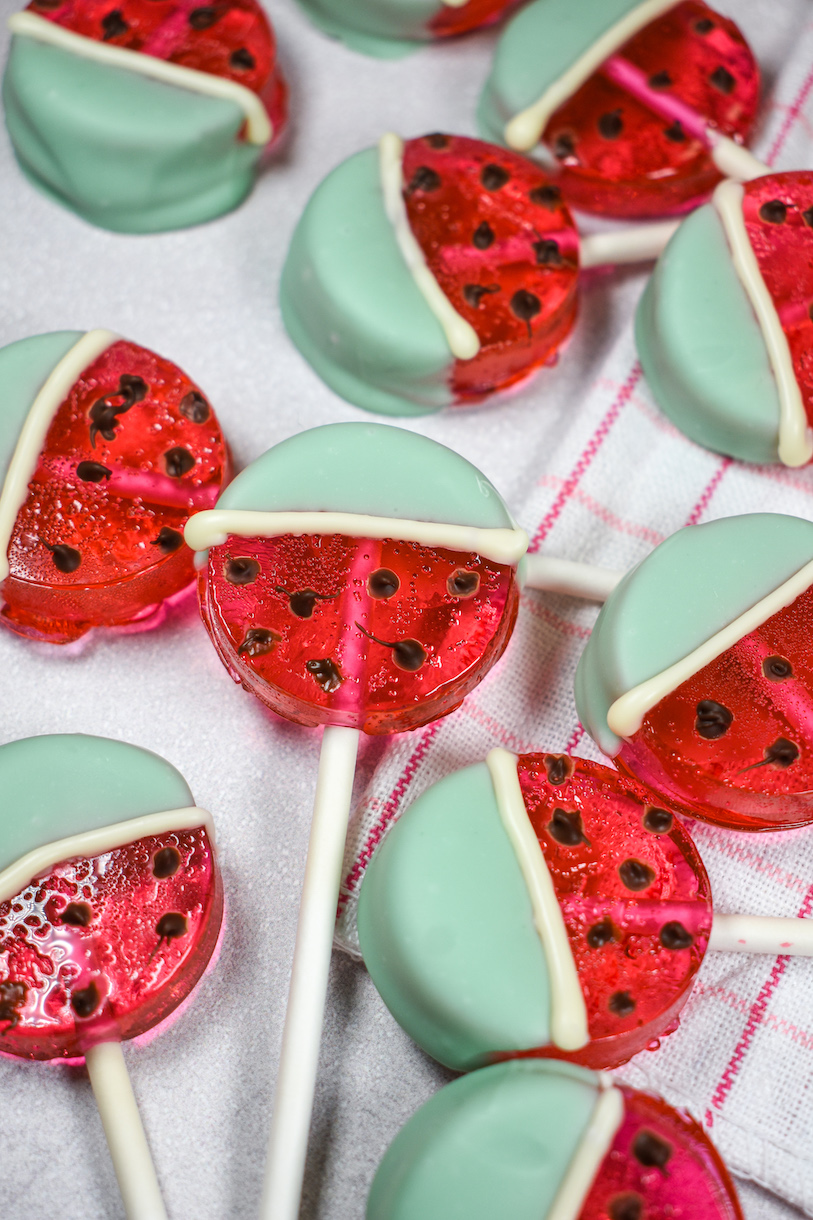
[238,628,279,657]
[368,569,400,598]
[76,461,111,482]
[695,16,714,32]
[230,47,255,70]
[765,737,799,767]
[609,1194,643,1220]
[62,902,92,927]
[481,163,510,191]
[759,200,787,224]
[710,65,735,93]
[71,981,101,1018]
[408,166,441,193]
[609,990,636,1016]
[649,70,672,88]
[156,912,188,941]
[153,846,182,879]
[426,133,449,149]
[598,109,624,139]
[803,206,813,228]
[179,390,211,423]
[543,755,573,785]
[463,284,500,308]
[695,700,733,739]
[0,981,26,1029]
[664,121,686,142]
[306,658,342,692]
[643,807,673,834]
[393,639,427,671]
[548,808,587,847]
[447,569,479,597]
[49,544,81,574]
[660,921,693,950]
[286,589,321,618]
[529,183,562,209]
[225,557,260,585]
[511,290,541,322]
[165,447,195,478]
[763,655,793,681]
[101,9,128,38]
[152,526,184,554]
[619,858,655,891]
[533,239,562,266]
[633,1129,673,1169]
[472,221,495,249]
[189,5,217,28]
[587,919,615,948]
[553,132,576,159]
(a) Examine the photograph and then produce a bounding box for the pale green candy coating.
[293,0,442,57]
[0,734,194,874]
[367,1059,602,1220]
[280,148,454,417]
[216,422,515,530]
[358,762,551,1070]
[575,513,813,756]
[478,0,641,148]
[0,331,83,487]
[636,205,781,464]
[3,35,260,234]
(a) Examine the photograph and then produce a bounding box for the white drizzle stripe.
[713,180,813,468]
[504,0,679,151]
[607,554,813,740]
[0,806,214,906]
[486,748,589,1052]
[378,133,480,362]
[184,509,528,566]
[0,328,118,583]
[547,1082,625,1220]
[441,0,468,7]
[8,11,272,146]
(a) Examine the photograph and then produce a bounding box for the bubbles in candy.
[0,735,222,1060]
[0,331,230,643]
[358,749,711,1071]
[187,423,526,734]
[576,513,813,831]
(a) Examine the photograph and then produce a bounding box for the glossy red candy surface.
[543,0,758,217]
[199,532,520,734]
[428,0,514,39]
[0,826,222,1060]
[579,1087,743,1220]
[515,754,711,1069]
[402,134,579,403]
[26,0,288,138]
[1,339,230,644]
[617,584,813,832]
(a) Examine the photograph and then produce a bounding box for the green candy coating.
[293,0,442,57]
[0,331,83,487]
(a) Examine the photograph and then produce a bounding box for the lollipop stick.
[84,1040,168,1220]
[523,555,623,601]
[709,913,813,956]
[261,724,361,1220]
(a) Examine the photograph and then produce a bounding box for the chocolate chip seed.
[695,16,714,33]
[765,737,799,767]
[548,808,588,847]
[225,557,261,585]
[425,133,449,149]
[763,655,793,681]
[530,184,562,209]
[481,163,510,191]
[101,9,128,38]
[710,65,735,93]
[463,283,500,308]
[408,166,441,193]
[305,658,343,692]
[0,981,26,1029]
[165,447,195,478]
[760,200,788,224]
[598,109,624,139]
[61,902,92,927]
[553,133,576,159]
[643,807,673,834]
[664,121,687,142]
[179,390,211,423]
[649,70,673,88]
[587,919,616,948]
[534,239,562,266]
[153,846,182,879]
[510,289,541,323]
[543,754,573,785]
[76,461,112,483]
[355,622,427,671]
[188,6,218,28]
[71,981,101,1019]
[238,628,279,657]
[89,373,147,446]
[472,221,495,250]
[156,912,188,941]
[619,858,655,891]
[230,47,255,70]
[695,699,733,739]
[608,1194,643,1220]
[803,206,813,228]
[152,527,184,554]
[660,921,693,950]
[447,569,479,597]
[368,569,400,599]
[48,544,81,574]
[633,1129,673,1170]
[609,990,636,1016]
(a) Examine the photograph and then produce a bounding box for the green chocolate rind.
[292,0,439,57]
[0,331,83,487]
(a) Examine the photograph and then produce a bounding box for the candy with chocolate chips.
[358,749,712,1071]
[368,1060,743,1220]
[479,0,759,219]
[0,329,230,643]
[576,513,813,830]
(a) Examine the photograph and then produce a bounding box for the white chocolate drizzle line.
[504,0,679,152]
[378,133,480,361]
[0,806,214,906]
[547,1078,624,1220]
[607,554,813,741]
[486,748,589,1052]
[713,180,813,469]
[8,11,272,146]
[441,0,468,7]
[184,508,528,566]
[0,328,118,584]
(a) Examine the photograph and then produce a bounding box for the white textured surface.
[0,0,811,1218]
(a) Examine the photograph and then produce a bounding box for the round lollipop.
[368,1059,743,1220]
[4,0,287,232]
[0,733,223,1220]
[478,0,765,219]
[576,512,813,832]
[291,0,515,59]
[637,171,813,467]
[0,329,230,643]
[281,131,678,417]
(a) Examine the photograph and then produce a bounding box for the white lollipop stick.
[710,913,813,956]
[84,1040,168,1220]
[261,724,360,1220]
[523,555,623,601]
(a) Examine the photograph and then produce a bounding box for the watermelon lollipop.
[291,0,515,59]
[281,131,677,417]
[368,1059,743,1220]
[637,171,813,467]
[0,329,230,644]
[0,734,222,1218]
[4,0,287,231]
[576,513,813,832]
[479,0,763,219]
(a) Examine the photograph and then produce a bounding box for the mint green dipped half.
[358,762,552,1071]
[280,148,455,417]
[293,0,443,57]
[478,0,642,148]
[575,514,813,756]
[215,422,515,530]
[367,1059,604,1220]
[0,734,195,875]
[0,331,83,487]
[636,205,781,464]
[4,35,261,234]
